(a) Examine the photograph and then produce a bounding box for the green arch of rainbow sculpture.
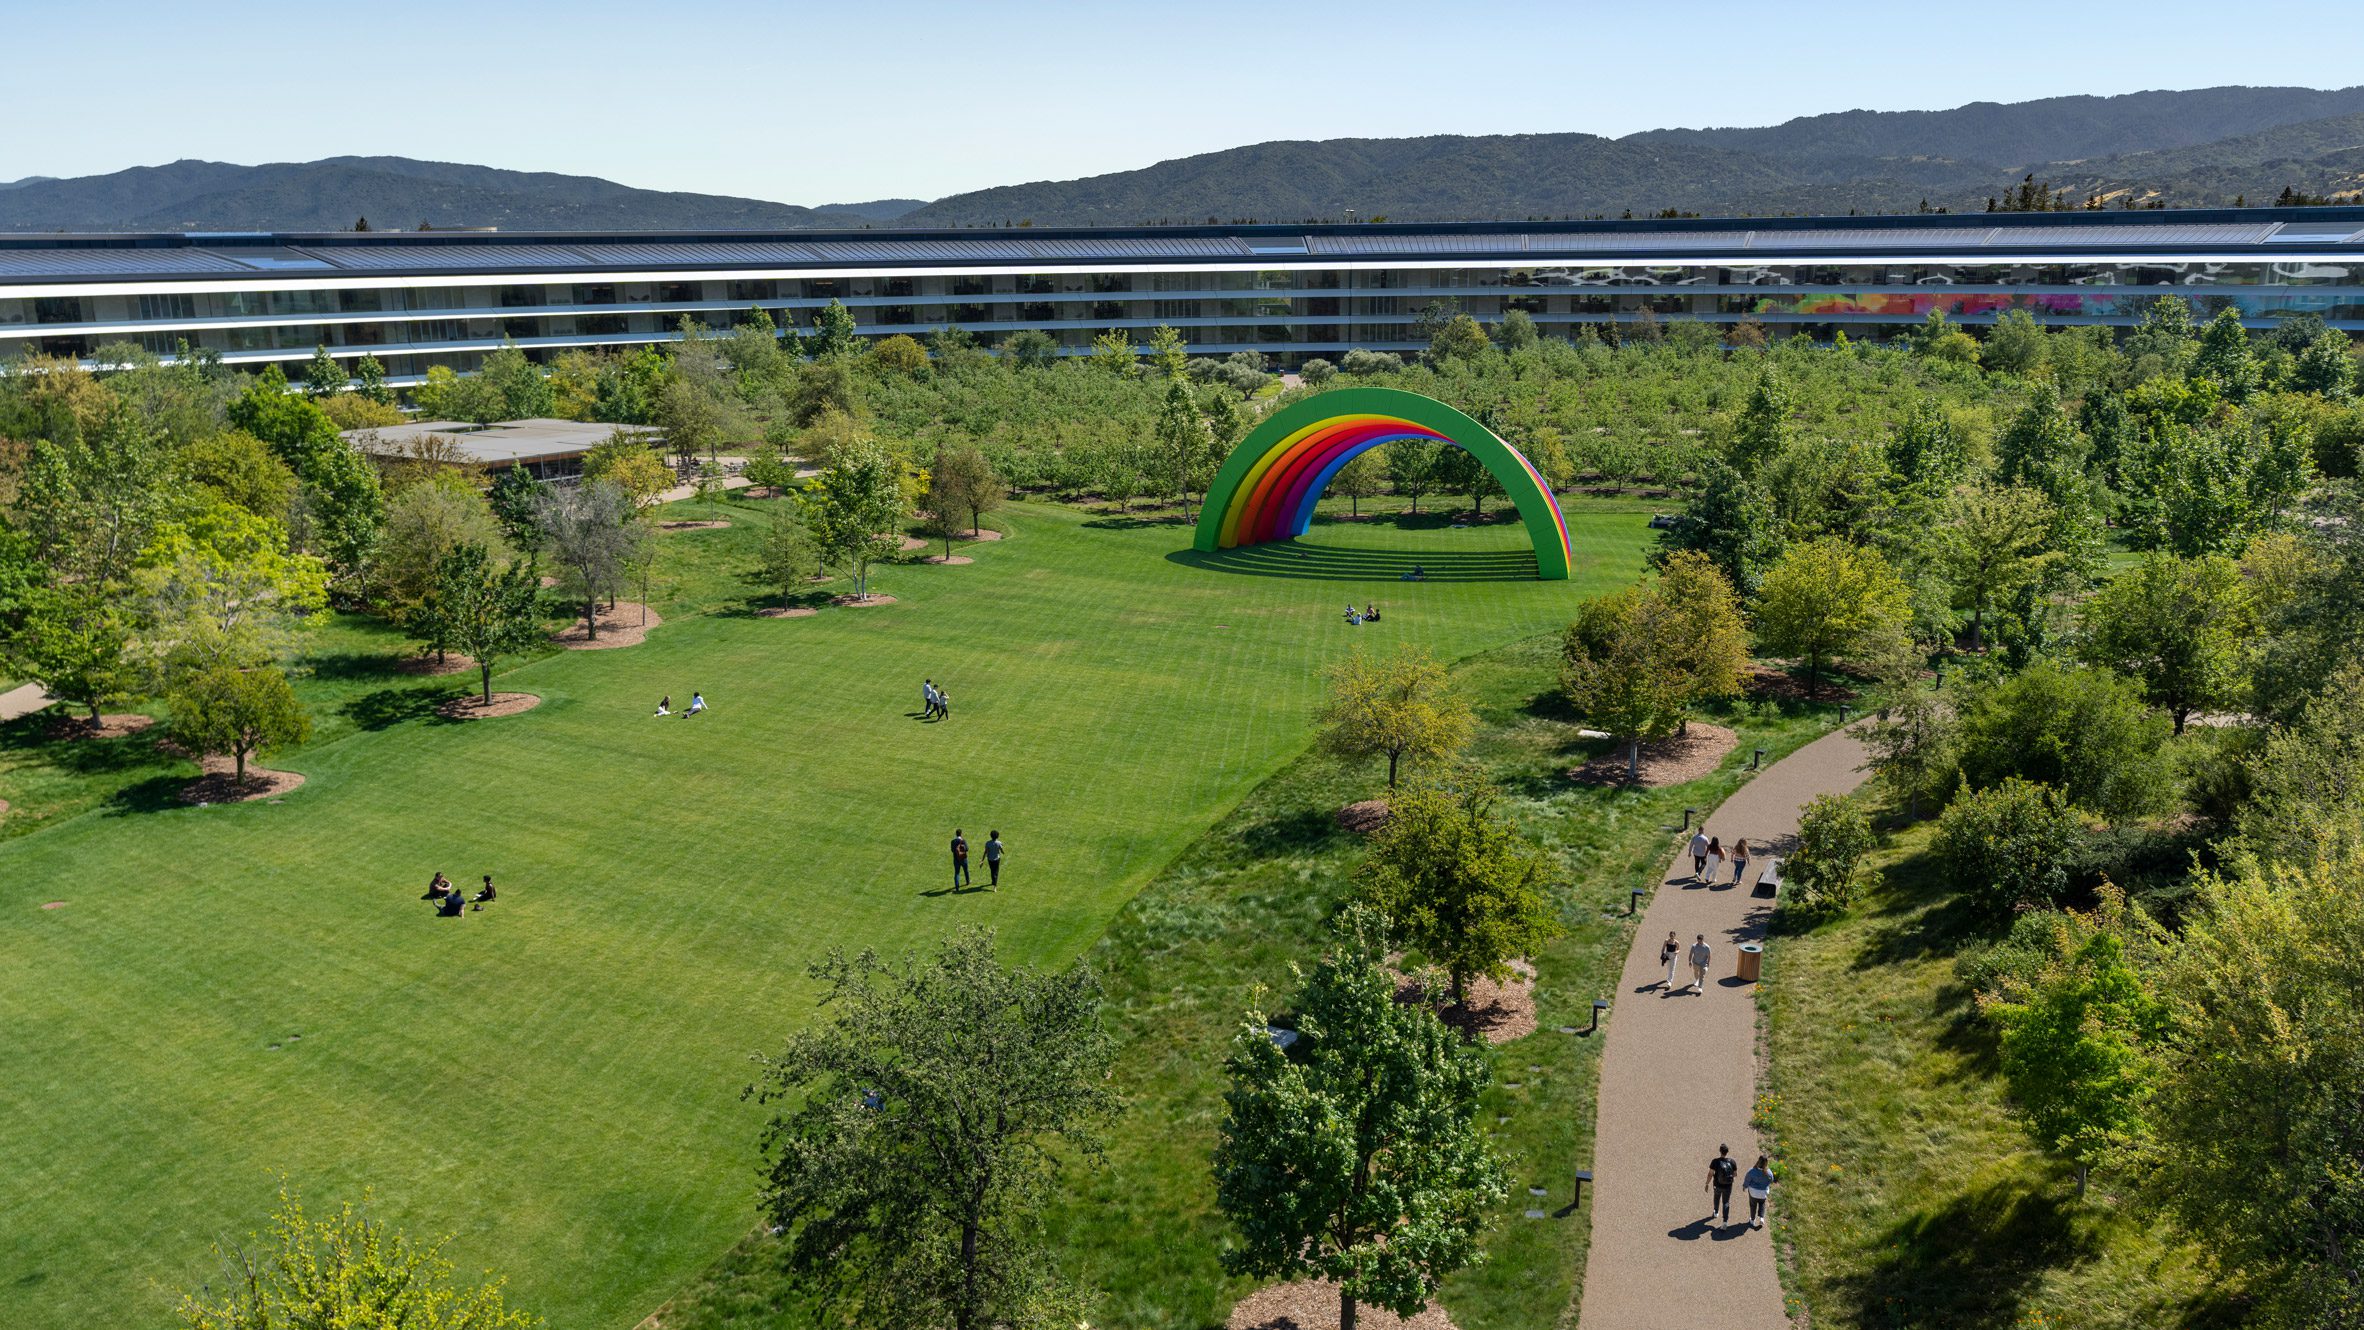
[1192,386,1574,580]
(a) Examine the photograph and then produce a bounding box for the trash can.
[1735,942,1763,983]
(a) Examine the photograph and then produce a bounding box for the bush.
[1786,792,1876,917]
[1340,348,1405,377]
[1951,659,2171,822]
[1933,778,2089,923]
[1955,907,2076,999]
[1300,358,1338,387]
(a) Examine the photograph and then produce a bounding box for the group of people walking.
[1686,829,1751,886]
[920,679,952,720]
[1705,1143,1776,1230]
[423,872,497,917]
[948,828,1004,890]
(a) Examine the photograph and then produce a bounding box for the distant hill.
[0,157,879,232]
[7,86,2364,235]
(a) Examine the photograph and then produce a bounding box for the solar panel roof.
[0,248,259,277]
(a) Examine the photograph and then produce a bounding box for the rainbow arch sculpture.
[1192,386,1575,580]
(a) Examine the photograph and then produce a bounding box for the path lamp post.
[1629,887,1645,915]
[1752,747,1765,770]
[1586,998,1609,1035]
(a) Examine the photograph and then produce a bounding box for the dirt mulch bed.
[658,519,732,531]
[0,798,11,815]
[1336,799,1392,834]
[962,527,1004,541]
[555,603,661,649]
[898,535,932,551]
[757,606,819,619]
[1392,957,1539,1045]
[832,594,897,608]
[1743,664,1859,705]
[538,575,560,588]
[1566,723,1737,789]
[181,755,305,805]
[923,554,975,565]
[395,653,477,677]
[47,713,154,741]
[1229,1280,1458,1330]
[436,692,542,720]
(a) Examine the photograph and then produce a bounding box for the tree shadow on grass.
[104,773,195,816]
[0,715,167,778]
[1166,543,1538,583]
[1823,1177,2095,1330]
[344,685,449,732]
[1082,513,1185,531]
[1237,807,1346,858]
[303,649,417,685]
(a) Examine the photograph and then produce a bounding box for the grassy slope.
[1759,826,2239,1329]
[0,495,1652,1330]
[653,634,1837,1330]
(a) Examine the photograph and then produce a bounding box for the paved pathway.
[0,683,55,722]
[1575,724,1871,1330]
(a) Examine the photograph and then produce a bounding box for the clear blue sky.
[8,0,2363,204]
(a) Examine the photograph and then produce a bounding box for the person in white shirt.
[686,692,706,717]
[1688,830,1711,880]
[1688,934,1713,993]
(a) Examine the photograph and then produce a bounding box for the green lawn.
[1759,826,2240,1329]
[0,495,1656,1329]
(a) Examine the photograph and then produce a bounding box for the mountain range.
[4,85,2362,234]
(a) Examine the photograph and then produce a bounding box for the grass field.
[1759,826,2239,1329]
[0,494,1658,1329]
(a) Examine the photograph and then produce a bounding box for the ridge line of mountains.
[5,85,2363,235]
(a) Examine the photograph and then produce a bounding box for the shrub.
[1951,659,2171,822]
[1933,778,2089,923]
[1339,348,1405,377]
[1786,792,1876,917]
[1300,358,1338,387]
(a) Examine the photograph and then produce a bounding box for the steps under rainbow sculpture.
[1191,386,1575,580]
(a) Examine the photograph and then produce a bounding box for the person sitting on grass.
[425,872,451,900]
[1345,604,1363,625]
[474,875,497,906]
[436,888,466,918]
[1364,603,1381,622]
[685,691,706,717]
[654,695,671,716]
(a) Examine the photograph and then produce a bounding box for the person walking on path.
[1731,837,1751,886]
[1705,836,1724,885]
[950,829,970,889]
[1660,930,1682,990]
[1688,830,1710,881]
[1706,1145,1738,1225]
[1687,933,1713,993]
[1744,1154,1774,1230]
[984,831,1004,888]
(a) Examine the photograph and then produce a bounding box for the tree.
[1660,456,1780,594]
[1431,445,1500,520]
[1981,898,2164,1197]
[1942,481,2061,652]
[1728,363,1793,474]
[228,369,382,583]
[1657,550,1751,717]
[2290,328,2357,400]
[579,431,673,513]
[478,342,555,420]
[805,438,913,600]
[1785,791,1876,917]
[2194,306,2261,402]
[1561,584,1683,774]
[426,543,543,705]
[352,352,392,405]
[1934,778,2091,922]
[997,328,1058,370]
[803,299,860,360]
[1088,329,1137,377]
[2148,841,2364,1325]
[2233,664,2364,869]
[301,345,346,400]
[166,662,309,787]
[2078,552,2252,733]
[1425,313,1491,365]
[1153,377,1214,520]
[788,357,860,429]
[1359,778,1559,1009]
[8,584,137,723]
[1951,660,2170,822]
[751,501,822,607]
[1146,324,1190,379]
[534,481,637,639]
[1315,648,1475,789]
[1981,308,2050,376]
[1753,537,1909,698]
[376,480,506,617]
[171,1185,539,1330]
[869,333,929,376]
[486,464,545,553]
[925,444,1001,542]
[1863,654,1953,818]
[1387,439,1441,514]
[135,500,330,671]
[746,928,1114,1330]
[1332,448,1386,517]
[180,430,298,525]
[655,373,746,467]
[1213,905,1505,1330]
[1492,308,1539,351]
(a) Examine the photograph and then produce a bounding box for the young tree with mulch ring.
[1214,904,1506,1330]
[1753,537,1910,699]
[1316,647,1474,789]
[534,481,637,640]
[429,543,544,706]
[751,502,823,609]
[923,445,1000,556]
[166,662,309,788]
[1358,776,1560,1011]
[746,927,1115,1330]
[805,439,913,602]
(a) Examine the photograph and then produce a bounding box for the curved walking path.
[1576,723,1871,1330]
[0,683,56,723]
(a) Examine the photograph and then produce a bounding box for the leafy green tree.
[2232,664,2364,869]
[1146,324,1189,379]
[485,464,545,553]
[1934,778,2091,922]
[179,430,298,525]
[1951,660,2170,822]
[751,502,822,607]
[1753,537,1909,697]
[997,328,1058,370]
[2194,307,2261,403]
[1316,647,1475,789]
[7,583,137,723]
[1425,313,1491,365]
[376,480,506,618]
[1331,448,1387,517]
[352,352,392,405]
[1561,553,1746,776]
[788,357,860,429]
[926,444,1002,538]
[2127,294,2197,378]
[868,333,929,377]
[580,432,674,513]
[1885,397,1970,496]
[746,928,1114,1330]
[1492,308,1540,351]
[1386,437,1442,513]
[1981,308,2049,376]
[228,368,383,582]
[1728,362,1793,474]
[134,500,330,670]
[13,398,177,587]
[803,299,860,360]
[594,345,669,424]
[172,1185,539,1330]
[166,662,310,787]
[1786,791,1876,916]
[1088,329,1137,377]
[1358,778,1559,1009]
[1660,455,1781,594]
[2078,552,2252,733]
[1863,651,1953,818]
[1982,899,2165,1197]
[533,481,638,639]
[1431,443,1500,520]
[1213,904,1505,1330]
[426,543,544,705]
[1942,481,2061,652]
[2290,329,2357,400]
[2148,843,2364,1325]
[301,345,347,400]
[805,438,913,600]
[1154,377,1214,520]
[477,342,555,420]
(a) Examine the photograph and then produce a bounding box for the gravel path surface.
[0,683,54,722]
[1574,723,1871,1330]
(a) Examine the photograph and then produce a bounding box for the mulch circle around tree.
[897,535,931,551]
[658,519,731,531]
[180,758,305,806]
[962,527,1005,541]
[47,713,154,742]
[757,606,819,619]
[1566,723,1738,788]
[395,653,477,677]
[1743,664,1858,705]
[554,602,662,649]
[1336,799,1392,834]
[923,555,974,565]
[1391,956,1539,1045]
[831,594,897,608]
[1229,1280,1459,1330]
[436,692,542,720]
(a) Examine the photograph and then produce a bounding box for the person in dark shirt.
[1706,1143,1739,1224]
[950,829,970,890]
[984,831,1004,888]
